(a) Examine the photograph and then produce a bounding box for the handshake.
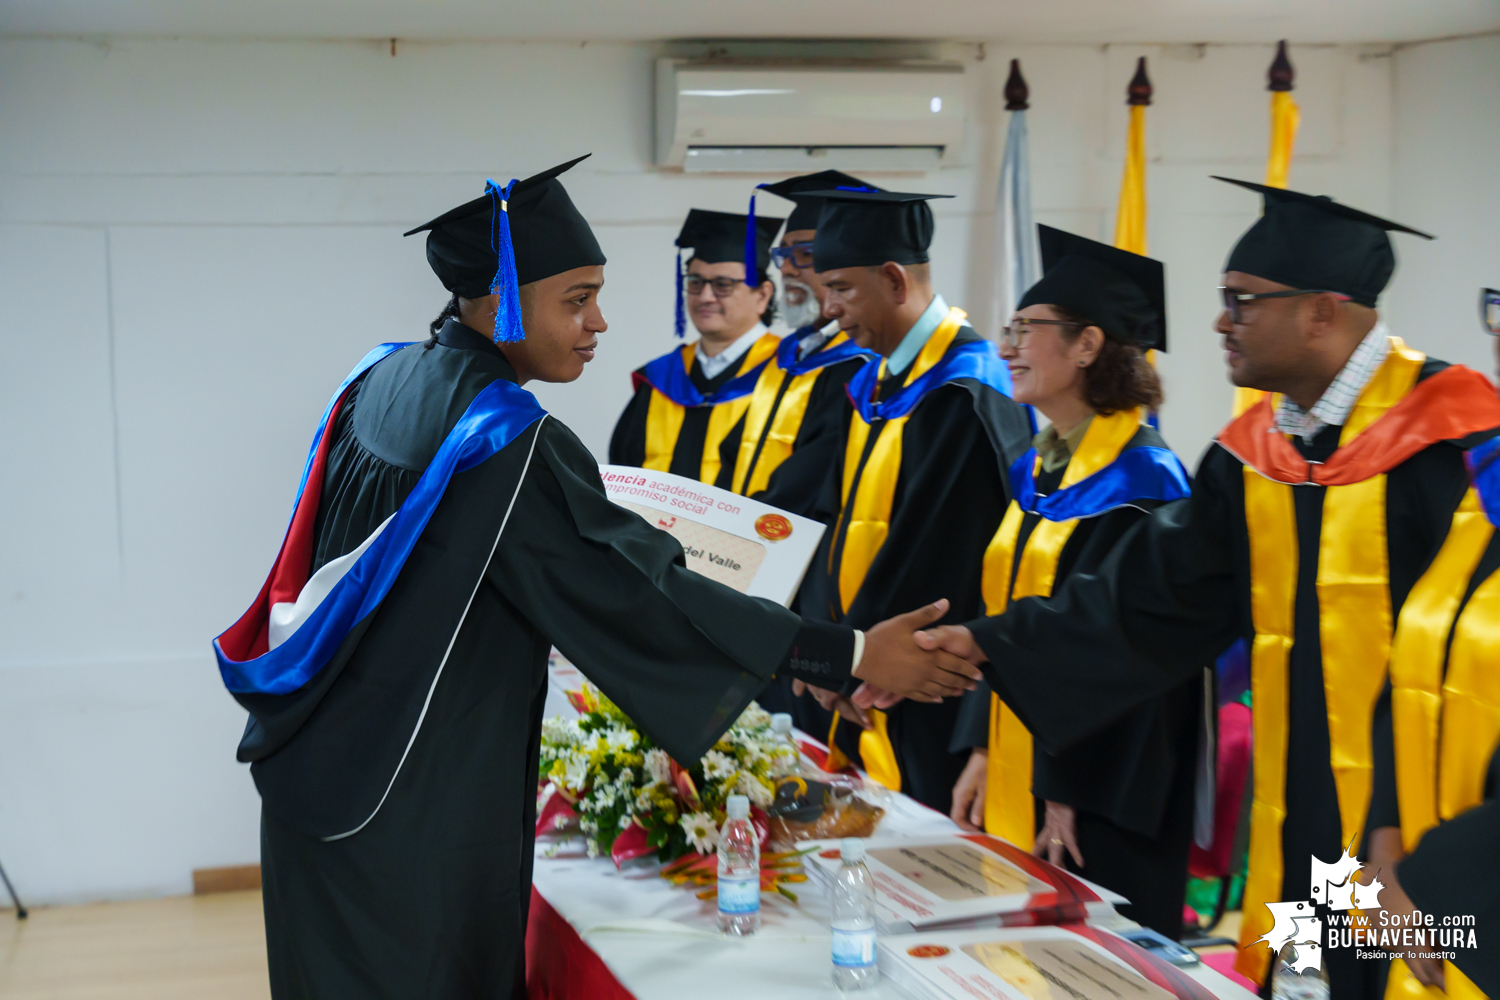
[796,599,990,730]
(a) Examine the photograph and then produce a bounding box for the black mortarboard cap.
[672,208,784,338]
[1216,176,1433,308]
[404,155,606,340]
[676,208,784,278]
[756,171,879,233]
[804,188,954,272]
[1017,225,1167,351]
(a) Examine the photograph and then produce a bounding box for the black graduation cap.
[676,208,784,276]
[672,208,784,338]
[756,171,879,233]
[403,155,606,341]
[1017,225,1167,351]
[803,188,954,272]
[1215,176,1433,308]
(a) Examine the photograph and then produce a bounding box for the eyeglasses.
[1218,286,1351,325]
[1000,318,1081,348]
[770,242,815,269]
[684,275,749,298]
[1482,288,1500,336]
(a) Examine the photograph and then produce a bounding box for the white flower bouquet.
[536,682,799,865]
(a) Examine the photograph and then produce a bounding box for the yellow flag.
[1113,57,1150,256]
[1115,60,1153,374]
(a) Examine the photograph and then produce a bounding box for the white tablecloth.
[533,663,1256,1000]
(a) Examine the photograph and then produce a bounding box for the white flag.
[993,110,1040,337]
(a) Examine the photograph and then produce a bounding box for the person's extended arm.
[920,464,1242,754]
[490,420,979,761]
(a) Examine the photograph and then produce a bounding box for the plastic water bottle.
[831,838,879,990]
[717,794,761,936]
[771,712,802,776]
[1270,944,1329,1000]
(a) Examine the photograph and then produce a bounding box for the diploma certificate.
[598,465,825,606]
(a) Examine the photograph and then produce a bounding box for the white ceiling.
[2,0,1497,44]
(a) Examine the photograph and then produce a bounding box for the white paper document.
[804,834,1124,935]
[598,465,825,606]
[880,925,1220,1000]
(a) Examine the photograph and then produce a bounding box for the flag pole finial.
[1004,59,1030,111]
[1268,40,1295,92]
[1127,56,1152,106]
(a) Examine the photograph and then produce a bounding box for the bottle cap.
[726,794,750,819]
[841,838,865,863]
[770,713,793,734]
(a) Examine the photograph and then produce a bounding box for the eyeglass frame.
[1481,287,1500,336]
[1218,285,1351,325]
[999,317,1082,348]
[769,242,815,269]
[683,274,756,299]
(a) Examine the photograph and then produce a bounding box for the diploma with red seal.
[597,465,825,606]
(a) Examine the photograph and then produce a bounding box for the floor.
[0,893,270,1000]
[0,895,1245,998]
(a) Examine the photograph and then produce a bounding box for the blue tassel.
[674,249,687,339]
[485,178,526,345]
[743,192,759,287]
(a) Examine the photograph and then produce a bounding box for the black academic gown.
[1397,745,1500,996]
[973,358,1491,999]
[740,329,866,720]
[1377,530,1500,996]
[950,424,1201,940]
[608,343,754,488]
[743,335,868,521]
[802,324,1034,814]
[242,320,854,1000]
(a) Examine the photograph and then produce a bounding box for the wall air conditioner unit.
[655,58,966,173]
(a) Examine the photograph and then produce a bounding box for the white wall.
[0,33,1491,904]
[1385,33,1500,376]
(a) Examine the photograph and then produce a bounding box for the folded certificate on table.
[879,924,1221,1000]
[804,834,1125,935]
[598,465,825,606]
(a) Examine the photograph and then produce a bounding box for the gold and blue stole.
[636,333,781,485]
[730,329,874,496]
[824,307,1014,789]
[981,408,1190,847]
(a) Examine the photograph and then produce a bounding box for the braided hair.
[426,293,461,349]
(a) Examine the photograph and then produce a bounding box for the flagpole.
[1114,58,1156,425]
[1233,41,1300,417]
[993,59,1039,339]
[1113,57,1151,256]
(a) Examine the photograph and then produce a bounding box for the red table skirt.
[526,887,637,1000]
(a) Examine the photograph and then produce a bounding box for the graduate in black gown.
[795,187,1034,815]
[729,172,877,518]
[946,228,1200,940]
[608,208,784,486]
[1370,324,1500,997]
[213,156,981,1000]
[919,179,1500,999]
[727,171,879,726]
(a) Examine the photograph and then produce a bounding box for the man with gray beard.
[725,171,878,519]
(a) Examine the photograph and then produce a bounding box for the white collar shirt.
[1274,322,1391,444]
